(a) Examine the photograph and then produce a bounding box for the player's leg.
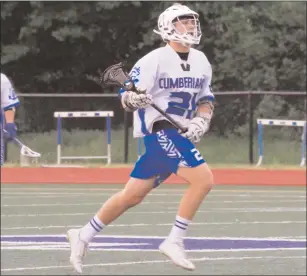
[67,176,155,273]
[174,162,213,220]
[66,142,163,273]
[156,130,213,270]
[81,176,155,238]
[159,166,213,270]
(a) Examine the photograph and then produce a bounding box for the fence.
[4,91,306,165]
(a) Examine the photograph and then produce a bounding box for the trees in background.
[1,1,306,134]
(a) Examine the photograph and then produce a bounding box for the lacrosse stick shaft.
[3,130,24,148]
[12,137,24,148]
[150,103,187,133]
[100,62,188,133]
[123,82,187,132]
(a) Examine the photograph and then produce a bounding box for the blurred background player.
[67,3,215,273]
[1,73,19,166]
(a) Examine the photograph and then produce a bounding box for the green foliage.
[1,1,306,135]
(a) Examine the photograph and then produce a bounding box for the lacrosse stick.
[99,62,188,133]
[3,130,41,167]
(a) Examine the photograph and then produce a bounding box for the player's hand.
[122,91,154,109]
[4,123,17,141]
[182,117,209,143]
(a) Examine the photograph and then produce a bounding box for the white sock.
[79,215,105,243]
[168,215,191,242]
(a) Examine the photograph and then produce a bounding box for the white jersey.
[1,73,19,110]
[128,44,214,138]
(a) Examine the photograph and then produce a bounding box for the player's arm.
[119,55,157,112]
[195,92,215,123]
[183,66,215,143]
[1,74,20,140]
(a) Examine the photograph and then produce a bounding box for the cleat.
[159,239,195,271]
[66,229,88,274]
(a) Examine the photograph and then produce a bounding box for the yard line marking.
[2,208,306,218]
[2,234,305,241]
[1,247,306,253]
[1,255,305,272]
[2,199,306,207]
[2,193,305,199]
[1,190,306,195]
[168,207,306,212]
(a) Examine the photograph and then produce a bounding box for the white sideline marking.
[1,220,306,230]
[2,193,305,199]
[2,208,306,218]
[1,246,306,253]
[2,242,148,246]
[1,234,305,241]
[1,255,305,272]
[168,207,306,212]
[2,199,306,207]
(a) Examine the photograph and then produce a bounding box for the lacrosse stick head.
[20,145,41,167]
[99,62,135,91]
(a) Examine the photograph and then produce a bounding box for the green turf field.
[1,184,306,275]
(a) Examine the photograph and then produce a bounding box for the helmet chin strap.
[153,29,194,47]
[180,41,192,47]
[170,38,193,48]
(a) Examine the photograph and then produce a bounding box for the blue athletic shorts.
[130,128,205,187]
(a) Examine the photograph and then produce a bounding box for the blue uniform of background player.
[1,73,19,165]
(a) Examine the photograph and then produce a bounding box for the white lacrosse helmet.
[153,3,202,46]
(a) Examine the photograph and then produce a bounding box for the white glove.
[182,117,210,143]
[121,91,153,111]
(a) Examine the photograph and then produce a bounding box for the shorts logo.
[156,131,181,159]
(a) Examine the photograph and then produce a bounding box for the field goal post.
[256,118,306,167]
[53,111,114,165]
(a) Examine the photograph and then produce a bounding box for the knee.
[187,164,214,192]
[121,190,145,208]
[203,168,214,191]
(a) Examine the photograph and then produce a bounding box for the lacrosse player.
[67,3,214,272]
[1,73,19,165]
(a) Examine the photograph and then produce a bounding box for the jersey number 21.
[166,92,197,120]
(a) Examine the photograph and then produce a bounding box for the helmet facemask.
[171,15,201,46]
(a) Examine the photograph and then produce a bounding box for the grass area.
[3,163,305,170]
[4,127,305,168]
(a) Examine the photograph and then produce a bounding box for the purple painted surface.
[1,236,306,250]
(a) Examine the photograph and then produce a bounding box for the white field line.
[1,220,306,230]
[1,208,306,218]
[1,255,306,272]
[1,242,148,246]
[1,199,306,208]
[1,234,306,241]
[1,193,306,199]
[1,247,306,253]
[167,207,306,212]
